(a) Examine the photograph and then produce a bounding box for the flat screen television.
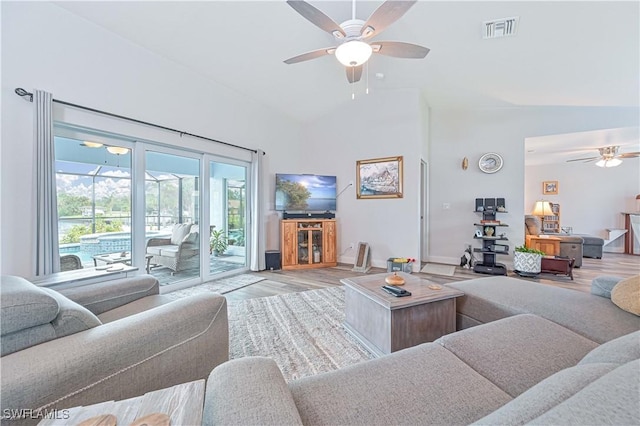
[275,174,337,211]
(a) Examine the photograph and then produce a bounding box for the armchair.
[146,223,200,273]
[1,274,228,424]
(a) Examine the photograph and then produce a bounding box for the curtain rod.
[14,88,265,155]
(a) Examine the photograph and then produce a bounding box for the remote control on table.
[381,285,412,297]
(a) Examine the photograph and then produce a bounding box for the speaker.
[283,212,335,219]
[497,198,506,209]
[484,198,496,211]
[475,198,484,212]
[265,250,281,270]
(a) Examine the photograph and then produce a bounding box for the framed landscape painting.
[356,156,403,199]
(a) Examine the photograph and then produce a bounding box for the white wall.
[1,2,304,277]
[429,106,639,265]
[525,160,640,251]
[300,89,425,269]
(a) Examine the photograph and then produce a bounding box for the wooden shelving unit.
[281,219,337,270]
[543,203,561,233]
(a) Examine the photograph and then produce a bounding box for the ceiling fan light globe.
[82,141,103,148]
[106,146,129,155]
[595,158,622,167]
[335,40,372,67]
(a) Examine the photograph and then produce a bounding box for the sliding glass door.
[208,160,248,275]
[53,125,251,288]
[144,150,201,286]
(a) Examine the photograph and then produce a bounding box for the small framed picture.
[543,181,558,195]
[475,230,483,238]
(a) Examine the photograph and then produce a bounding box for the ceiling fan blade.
[566,156,599,162]
[284,47,336,64]
[618,152,640,158]
[360,0,417,39]
[286,1,346,38]
[371,41,430,58]
[346,65,363,83]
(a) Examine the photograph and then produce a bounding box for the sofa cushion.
[0,275,59,335]
[98,295,174,324]
[579,331,640,365]
[611,275,640,316]
[160,245,180,257]
[591,275,623,299]
[41,288,101,337]
[526,360,640,425]
[1,323,56,356]
[447,276,640,343]
[473,362,619,425]
[59,275,159,315]
[289,343,512,426]
[146,245,163,256]
[436,314,598,397]
[170,223,192,245]
[204,357,304,426]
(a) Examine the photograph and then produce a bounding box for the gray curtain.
[250,150,266,271]
[34,89,60,276]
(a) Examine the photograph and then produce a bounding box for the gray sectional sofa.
[204,275,639,425]
[0,274,229,425]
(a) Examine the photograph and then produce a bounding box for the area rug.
[420,263,457,276]
[163,274,265,300]
[228,286,374,381]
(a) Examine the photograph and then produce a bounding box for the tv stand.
[281,219,337,269]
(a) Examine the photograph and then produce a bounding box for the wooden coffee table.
[340,272,464,357]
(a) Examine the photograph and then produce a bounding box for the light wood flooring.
[224,252,639,302]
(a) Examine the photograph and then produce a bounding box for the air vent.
[483,17,519,39]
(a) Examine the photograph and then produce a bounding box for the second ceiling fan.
[284,0,430,83]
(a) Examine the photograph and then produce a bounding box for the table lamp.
[532,200,553,233]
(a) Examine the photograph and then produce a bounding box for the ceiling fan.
[283,0,430,83]
[566,146,640,167]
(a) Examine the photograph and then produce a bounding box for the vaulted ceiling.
[55,1,639,125]
[52,1,640,166]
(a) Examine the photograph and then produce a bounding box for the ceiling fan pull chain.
[366,61,369,95]
[351,67,356,100]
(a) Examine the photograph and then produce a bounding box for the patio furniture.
[60,254,83,271]
[146,223,199,273]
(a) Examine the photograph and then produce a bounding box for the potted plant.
[513,245,545,276]
[210,229,228,256]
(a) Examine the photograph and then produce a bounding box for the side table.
[38,380,205,426]
[526,235,561,256]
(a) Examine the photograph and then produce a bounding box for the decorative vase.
[484,226,495,237]
[514,252,542,274]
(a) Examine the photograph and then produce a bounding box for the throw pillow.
[591,276,623,299]
[611,275,640,316]
[182,231,198,244]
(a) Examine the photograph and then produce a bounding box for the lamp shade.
[106,146,129,155]
[335,41,373,67]
[532,200,553,216]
